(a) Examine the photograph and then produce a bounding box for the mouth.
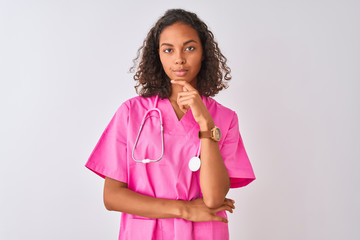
[173,69,188,77]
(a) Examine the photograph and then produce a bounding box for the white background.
[1,0,359,239]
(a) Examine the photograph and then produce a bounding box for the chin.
[173,76,194,82]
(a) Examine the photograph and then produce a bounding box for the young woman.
[86,9,255,240]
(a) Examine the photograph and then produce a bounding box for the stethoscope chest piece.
[189,156,201,172]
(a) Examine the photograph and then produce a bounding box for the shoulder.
[111,95,156,128]
[116,95,156,112]
[203,96,239,143]
[203,96,236,119]
[121,95,154,106]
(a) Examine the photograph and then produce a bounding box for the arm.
[198,121,230,209]
[103,177,234,222]
[171,80,230,209]
[104,177,181,218]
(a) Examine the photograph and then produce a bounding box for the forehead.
[159,22,200,44]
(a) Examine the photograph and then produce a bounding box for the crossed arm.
[103,80,233,222]
[103,119,233,223]
[103,177,234,223]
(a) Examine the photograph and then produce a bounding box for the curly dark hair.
[130,9,231,98]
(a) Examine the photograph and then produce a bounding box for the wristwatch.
[198,126,221,142]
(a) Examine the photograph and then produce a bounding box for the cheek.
[159,54,164,67]
[159,56,173,78]
[159,55,170,70]
[190,55,203,70]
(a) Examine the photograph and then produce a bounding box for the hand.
[181,198,235,223]
[171,80,214,128]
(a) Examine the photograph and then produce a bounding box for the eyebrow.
[160,40,198,47]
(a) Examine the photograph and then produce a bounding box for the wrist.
[175,200,188,219]
[198,119,214,131]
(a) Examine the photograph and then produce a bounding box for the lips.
[173,69,188,77]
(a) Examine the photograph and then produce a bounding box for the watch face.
[214,128,221,141]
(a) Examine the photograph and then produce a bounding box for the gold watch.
[198,126,221,142]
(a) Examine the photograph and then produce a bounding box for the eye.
[185,46,195,51]
[163,48,173,53]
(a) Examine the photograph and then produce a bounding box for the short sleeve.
[85,102,129,183]
[220,112,255,188]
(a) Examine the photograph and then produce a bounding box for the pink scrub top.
[85,95,255,240]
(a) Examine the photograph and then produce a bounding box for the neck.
[169,84,183,101]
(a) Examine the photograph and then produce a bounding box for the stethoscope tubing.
[131,95,201,170]
[132,107,164,163]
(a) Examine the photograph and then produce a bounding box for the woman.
[86,9,255,240]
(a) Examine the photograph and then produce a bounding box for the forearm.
[199,122,230,208]
[103,177,234,223]
[104,177,185,219]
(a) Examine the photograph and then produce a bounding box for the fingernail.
[170,80,175,83]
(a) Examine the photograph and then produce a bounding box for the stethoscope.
[132,95,201,172]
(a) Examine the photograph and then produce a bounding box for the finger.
[177,92,196,102]
[224,198,235,209]
[177,99,196,109]
[177,91,198,97]
[177,95,195,104]
[225,198,235,204]
[222,201,235,210]
[177,93,197,103]
[176,96,191,106]
[178,104,189,113]
[213,205,233,214]
[225,198,235,205]
[177,99,190,110]
[170,80,196,91]
[211,215,229,223]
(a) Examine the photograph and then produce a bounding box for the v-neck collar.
[167,98,191,122]
[159,96,206,136]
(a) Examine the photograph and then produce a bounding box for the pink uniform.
[85,95,255,240]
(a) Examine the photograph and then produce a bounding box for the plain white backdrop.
[1,0,359,239]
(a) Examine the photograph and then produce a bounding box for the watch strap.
[198,126,221,142]
[198,130,212,139]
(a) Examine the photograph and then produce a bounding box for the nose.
[175,53,186,65]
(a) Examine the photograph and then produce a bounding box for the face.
[158,22,203,86]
